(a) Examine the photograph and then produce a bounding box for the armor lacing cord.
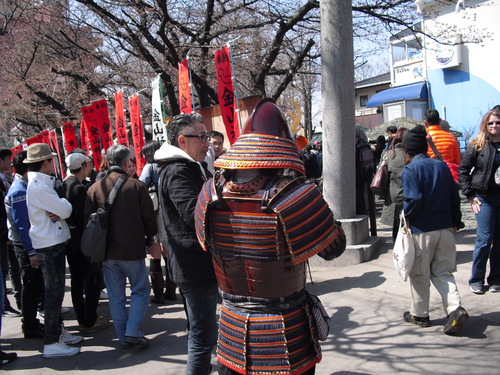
[221,289,307,314]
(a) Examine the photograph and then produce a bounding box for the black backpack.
[356,139,375,181]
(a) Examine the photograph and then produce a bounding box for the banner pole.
[187,56,196,113]
[228,43,242,131]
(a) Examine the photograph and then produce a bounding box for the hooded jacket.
[155,144,215,284]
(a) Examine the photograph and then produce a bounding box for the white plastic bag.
[393,212,415,281]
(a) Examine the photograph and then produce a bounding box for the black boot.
[150,272,165,304]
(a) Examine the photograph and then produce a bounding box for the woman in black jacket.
[459,108,500,295]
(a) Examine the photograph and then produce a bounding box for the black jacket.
[459,140,498,199]
[157,151,215,285]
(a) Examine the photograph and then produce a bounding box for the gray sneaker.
[470,284,485,294]
[60,325,83,345]
[489,285,500,293]
[43,338,80,358]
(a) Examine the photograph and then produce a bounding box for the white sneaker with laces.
[61,325,83,345]
[43,338,80,358]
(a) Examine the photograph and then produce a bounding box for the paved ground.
[1,196,499,374]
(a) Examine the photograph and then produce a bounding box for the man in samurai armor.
[195,99,346,375]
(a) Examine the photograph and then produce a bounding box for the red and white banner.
[93,99,113,151]
[128,94,146,176]
[26,134,44,146]
[41,130,51,145]
[62,122,78,153]
[81,105,102,170]
[214,46,240,144]
[152,76,167,143]
[114,91,129,146]
[178,58,193,114]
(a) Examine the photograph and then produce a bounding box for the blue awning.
[367,82,428,107]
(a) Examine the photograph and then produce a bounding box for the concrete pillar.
[319,0,379,264]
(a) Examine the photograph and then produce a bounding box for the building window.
[360,95,368,107]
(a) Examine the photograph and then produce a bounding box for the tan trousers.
[409,228,462,317]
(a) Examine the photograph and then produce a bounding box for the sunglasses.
[487,121,500,126]
[183,134,209,142]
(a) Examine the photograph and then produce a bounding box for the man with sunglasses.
[155,113,217,375]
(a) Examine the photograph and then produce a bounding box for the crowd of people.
[1,103,499,373]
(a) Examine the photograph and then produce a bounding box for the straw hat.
[23,143,57,164]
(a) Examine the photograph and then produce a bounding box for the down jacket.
[427,125,461,164]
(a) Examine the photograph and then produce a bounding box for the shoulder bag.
[392,211,415,282]
[81,174,128,263]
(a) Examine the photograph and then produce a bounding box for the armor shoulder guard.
[195,177,217,251]
[269,180,343,265]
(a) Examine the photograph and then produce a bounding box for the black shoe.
[0,350,17,365]
[404,311,431,327]
[23,324,44,339]
[125,336,150,347]
[444,306,469,335]
[2,306,21,318]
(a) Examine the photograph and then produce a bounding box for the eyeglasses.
[487,121,500,126]
[183,134,209,142]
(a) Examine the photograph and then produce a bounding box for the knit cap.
[402,125,428,155]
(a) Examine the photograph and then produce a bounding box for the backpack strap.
[103,174,128,211]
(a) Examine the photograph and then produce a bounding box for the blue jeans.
[470,195,500,286]
[36,243,67,344]
[180,281,218,375]
[103,259,150,344]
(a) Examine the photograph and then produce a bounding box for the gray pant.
[409,228,462,317]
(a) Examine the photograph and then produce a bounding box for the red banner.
[81,105,102,170]
[128,94,146,176]
[178,58,193,114]
[93,99,113,151]
[79,120,90,153]
[62,122,78,153]
[49,130,65,179]
[114,91,129,146]
[10,145,24,156]
[26,134,44,146]
[214,46,240,144]
[41,130,51,145]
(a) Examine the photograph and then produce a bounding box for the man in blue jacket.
[401,125,468,335]
[5,151,44,338]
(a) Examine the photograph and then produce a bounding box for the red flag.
[178,58,193,114]
[49,130,65,179]
[114,91,129,146]
[79,120,90,153]
[62,122,78,153]
[128,95,146,176]
[41,130,51,145]
[26,133,46,146]
[93,99,113,151]
[10,145,24,156]
[81,105,102,170]
[214,46,240,144]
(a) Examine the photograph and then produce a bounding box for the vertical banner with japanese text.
[41,130,51,145]
[49,130,65,179]
[93,99,113,151]
[151,76,167,143]
[79,120,90,153]
[81,105,102,170]
[214,46,240,144]
[62,122,78,153]
[10,145,24,156]
[26,134,44,146]
[128,94,146,176]
[114,91,129,146]
[178,58,193,114]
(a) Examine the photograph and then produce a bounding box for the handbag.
[81,174,128,263]
[392,211,415,282]
[305,291,330,341]
[370,159,389,198]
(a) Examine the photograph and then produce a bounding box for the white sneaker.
[43,338,80,358]
[61,326,83,345]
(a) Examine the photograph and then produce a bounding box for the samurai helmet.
[214,98,305,174]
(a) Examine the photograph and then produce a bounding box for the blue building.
[367,0,500,137]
